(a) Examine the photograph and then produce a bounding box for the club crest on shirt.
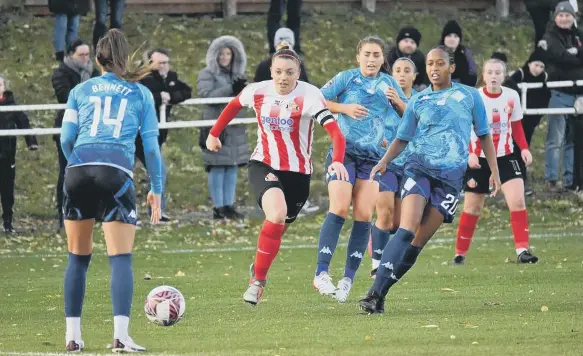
[286,102,300,112]
[265,173,279,182]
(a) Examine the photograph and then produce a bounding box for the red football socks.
[455,212,480,256]
[253,220,286,281]
[510,210,529,252]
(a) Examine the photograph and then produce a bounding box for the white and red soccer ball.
[144,286,185,326]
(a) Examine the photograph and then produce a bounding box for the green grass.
[3,8,581,230]
[0,215,582,355]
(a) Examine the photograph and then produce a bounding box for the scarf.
[64,56,94,82]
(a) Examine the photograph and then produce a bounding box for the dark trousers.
[56,138,67,218]
[526,4,553,45]
[514,114,543,182]
[267,0,302,54]
[93,0,125,50]
[0,156,16,224]
[572,116,583,189]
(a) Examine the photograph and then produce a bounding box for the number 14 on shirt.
[89,96,128,138]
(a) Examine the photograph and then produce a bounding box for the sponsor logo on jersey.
[261,116,295,132]
[265,173,279,182]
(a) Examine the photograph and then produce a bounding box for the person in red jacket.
[453,59,539,265]
[206,45,347,306]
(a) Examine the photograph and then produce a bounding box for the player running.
[453,58,538,265]
[359,46,501,314]
[369,57,419,278]
[314,36,408,303]
[206,45,348,306]
[60,29,163,352]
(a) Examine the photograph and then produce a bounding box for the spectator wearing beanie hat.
[524,0,564,46]
[384,26,429,90]
[540,1,583,191]
[254,27,310,83]
[440,20,478,86]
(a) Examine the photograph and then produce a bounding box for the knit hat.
[274,28,295,49]
[527,47,547,65]
[396,26,422,47]
[491,51,508,63]
[554,1,576,18]
[441,20,463,42]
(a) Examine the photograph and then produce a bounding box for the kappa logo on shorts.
[265,173,279,182]
[129,210,137,219]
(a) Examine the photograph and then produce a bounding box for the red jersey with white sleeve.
[470,86,527,158]
[238,80,335,174]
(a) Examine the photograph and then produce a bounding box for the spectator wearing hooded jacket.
[541,1,583,192]
[440,20,478,87]
[197,36,250,220]
[51,39,99,229]
[49,0,90,62]
[254,28,310,83]
[384,26,429,90]
[0,75,38,233]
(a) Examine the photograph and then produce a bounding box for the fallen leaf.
[541,306,549,312]
[144,273,152,280]
[440,288,456,292]
[450,335,456,339]
[421,325,439,328]
[175,270,185,277]
[472,341,479,345]
[364,335,373,341]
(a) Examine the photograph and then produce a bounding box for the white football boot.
[313,272,336,296]
[334,277,352,303]
[112,337,146,353]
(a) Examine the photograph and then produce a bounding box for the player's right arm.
[321,71,368,120]
[206,84,254,151]
[60,88,80,160]
[471,88,501,197]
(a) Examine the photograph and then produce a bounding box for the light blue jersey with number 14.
[63,72,159,178]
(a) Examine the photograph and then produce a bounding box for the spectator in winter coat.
[541,1,583,192]
[254,28,310,83]
[0,75,38,233]
[384,26,429,90]
[524,0,563,46]
[440,20,478,87]
[51,39,99,229]
[197,36,250,220]
[507,48,552,194]
[92,0,125,50]
[49,0,90,62]
[136,48,192,222]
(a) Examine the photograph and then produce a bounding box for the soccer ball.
[144,286,185,326]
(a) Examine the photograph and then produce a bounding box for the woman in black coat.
[0,76,38,233]
[49,0,90,62]
[439,20,478,87]
[51,40,99,228]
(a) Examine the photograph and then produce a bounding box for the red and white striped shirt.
[470,86,523,157]
[238,80,334,174]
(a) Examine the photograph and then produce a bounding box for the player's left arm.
[471,88,501,195]
[60,88,80,160]
[139,89,163,195]
[508,91,531,165]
